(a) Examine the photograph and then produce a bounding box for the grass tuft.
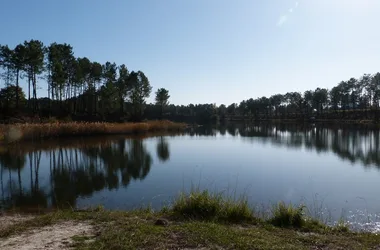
[171,190,256,223]
[268,202,305,228]
[302,218,328,232]
[332,219,350,233]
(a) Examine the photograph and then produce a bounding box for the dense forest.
[0,40,167,122]
[1,40,380,124]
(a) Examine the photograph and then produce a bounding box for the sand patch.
[0,215,35,231]
[0,221,94,250]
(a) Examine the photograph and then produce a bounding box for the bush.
[269,202,305,228]
[171,190,256,223]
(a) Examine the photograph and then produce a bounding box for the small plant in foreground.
[172,190,222,220]
[302,218,329,232]
[332,219,350,233]
[269,202,305,228]
[171,190,255,223]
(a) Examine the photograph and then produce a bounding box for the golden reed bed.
[0,120,187,143]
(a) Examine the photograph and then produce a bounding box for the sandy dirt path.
[0,216,95,250]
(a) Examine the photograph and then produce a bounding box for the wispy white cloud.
[277,15,288,26]
[276,2,299,27]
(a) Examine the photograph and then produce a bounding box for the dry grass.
[0,120,186,143]
[0,132,185,157]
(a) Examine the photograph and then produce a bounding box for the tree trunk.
[33,72,38,113]
[119,94,124,115]
[28,73,31,109]
[16,69,19,109]
[94,93,97,116]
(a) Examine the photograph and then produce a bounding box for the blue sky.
[1,0,380,105]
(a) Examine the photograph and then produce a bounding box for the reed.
[0,120,187,143]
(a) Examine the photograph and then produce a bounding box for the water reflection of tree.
[230,123,380,168]
[3,124,380,211]
[156,137,170,162]
[0,148,26,196]
[0,137,153,211]
[80,139,152,188]
[124,139,152,182]
[188,126,217,137]
[0,149,47,212]
[226,124,237,136]
[50,161,107,208]
[48,139,153,207]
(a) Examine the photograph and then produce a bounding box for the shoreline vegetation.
[0,118,379,145]
[1,190,380,249]
[0,120,187,143]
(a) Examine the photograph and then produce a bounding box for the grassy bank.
[0,120,186,143]
[1,191,380,249]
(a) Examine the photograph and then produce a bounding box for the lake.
[1,123,380,231]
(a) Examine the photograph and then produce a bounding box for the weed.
[268,202,305,228]
[171,190,256,223]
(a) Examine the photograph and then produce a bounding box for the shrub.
[269,202,305,228]
[171,190,255,223]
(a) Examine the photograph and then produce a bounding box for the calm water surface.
[1,123,380,231]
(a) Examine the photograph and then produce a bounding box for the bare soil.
[0,220,94,250]
[0,215,35,231]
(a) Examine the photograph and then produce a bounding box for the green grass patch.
[332,219,350,233]
[268,202,305,228]
[2,191,380,249]
[1,203,380,249]
[171,190,256,223]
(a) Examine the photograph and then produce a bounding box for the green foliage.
[0,85,26,110]
[155,88,170,118]
[129,71,152,121]
[1,40,156,121]
[2,208,376,250]
[155,88,170,106]
[23,40,45,111]
[269,202,305,228]
[116,64,130,113]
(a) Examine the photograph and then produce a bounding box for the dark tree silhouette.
[156,136,170,162]
[155,88,170,119]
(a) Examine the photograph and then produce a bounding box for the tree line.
[234,73,380,119]
[144,72,380,123]
[0,40,170,121]
[1,40,380,123]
